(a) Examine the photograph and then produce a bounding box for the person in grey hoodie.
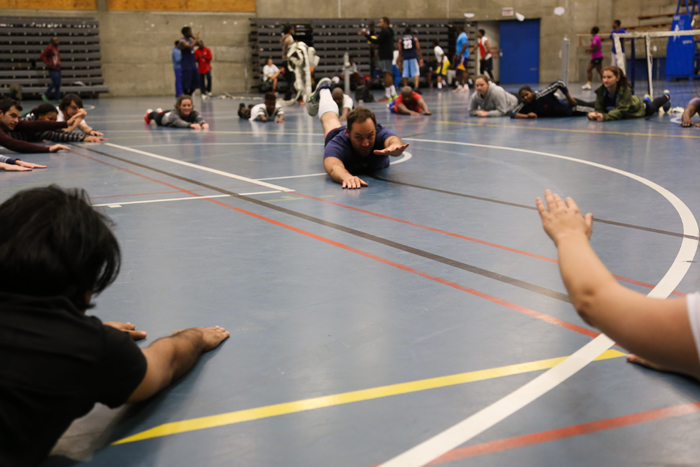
[469,75,519,117]
[144,95,208,129]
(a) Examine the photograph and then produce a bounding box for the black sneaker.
[307,78,332,117]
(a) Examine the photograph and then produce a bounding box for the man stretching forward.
[307,78,408,189]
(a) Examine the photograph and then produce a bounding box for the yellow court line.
[113,349,625,445]
[437,121,700,140]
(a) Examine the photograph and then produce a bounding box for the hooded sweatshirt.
[469,84,519,117]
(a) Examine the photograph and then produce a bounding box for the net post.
[343,52,350,96]
[645,34,654,98]
[560,35,570,86]
[630,38,635,90]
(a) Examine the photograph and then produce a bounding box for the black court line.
[79,146,571,303]
[368,175,699,241]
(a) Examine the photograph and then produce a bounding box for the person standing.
[179,27,201,96]
[430,40,449,89]
[470,29,493,80]
[281,24,296,101]
[582,26,604,90]
[610,19,628,72]
[172,40,183,97]
[361,17,396,101]
[453,25,470,92]
[40,37,61,103]
[397,26,423,90]
[195,41,213,99]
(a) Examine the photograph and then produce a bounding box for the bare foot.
[626,354,668,372]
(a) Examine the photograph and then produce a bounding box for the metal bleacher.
[0,16,108,98]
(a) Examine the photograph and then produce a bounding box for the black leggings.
[644,95,670,116]
[148,111,165,126]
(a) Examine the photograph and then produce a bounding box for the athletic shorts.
[436,60,450,75]
[325,126,345,147]
[402,59,420,78]
[590,57,603,66]
[377,59,392,74]
[456,56,468,71]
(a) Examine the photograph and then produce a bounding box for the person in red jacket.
[40,37,61,103]
[195,41,213,98]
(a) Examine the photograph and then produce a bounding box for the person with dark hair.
[172,40,183,97]
[144,95,209,129]
[360,17,396,101]
[610,19,628,71]
[16,103,106,143]
[680,96,700,128]
[389,86,432,116]
[0,185,229,466]
[536,189,700,383]
[57,94,104,136]
[469,75,518,117]
[470,29,493,80]
[582,26,604,90]
[40,37,61,103]
[0,98,69,155]
[179,26,201,96]
[249,92,284,123]
[512,81,595,119]
[397,26,423,89]
[195,40,213,99]
[452,25,470,93]
[237,102,254,119]
[429,40,449,90]
[281,24,296,101]
[263,57,281,92]
[307,78,408,189]
[587,66,671,121]
[332,87,354,121]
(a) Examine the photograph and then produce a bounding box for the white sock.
[318,89,338,119]
[464,84,469,92]
[457,84,463,89]
[389,85,396,96]
[385,86,392,98]
[437,82,442,89]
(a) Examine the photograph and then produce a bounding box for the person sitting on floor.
[587,66,671,122]
[144,95,209,129]
[537,189,700,381]
[249,92,284,123]
[57,94,104,137]
[469,75,519,117]
[332,87,354,121]
[0,98,69,155]
[0,185,230,466]
[19,103,107,143]
[307,78,409,189]
[680,96,700,128]
[512,80,595,119]
[388,86,432,116]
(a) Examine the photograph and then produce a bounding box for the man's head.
[0,186,121,311]
[198,40,205,48]
[32,103,59,121]
[332,88,344,108]
[478,29,485,38]
[0,98,23,131]
[404,26,412,35]
[591,26,600,35]
[266,57,273,66]
[455,25,464,33]
[518,86,534,103]
[432,39,439,48]
[283,24,294,35]
[175,94,193,116]
[181,26,192,38]
[264,92,277,113]
[613,19,621,29]
[345,107,377,157]
[474,75,490,95]
[174,40,180,47]
[58,94,83,119]
[400,86,414,105]
[379,17,390,28]
[238,103,251,119]
[50,37,59,47]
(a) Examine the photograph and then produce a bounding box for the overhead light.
[554,7,565,16]
[464,13,475,18]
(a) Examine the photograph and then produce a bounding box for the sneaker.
[41,94,51,103]
[582,83,592,90]
[437,83,442,90]
[207,92,213,97]
[156,108,162,112]
[391,93,399,100]
[663,89,672,111]
[643,94,652,105]
[144,109,153,124]
[202,94,209,101]
[306,77,332,116]
[454,86,463,92]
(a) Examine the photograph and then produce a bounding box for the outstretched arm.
[127,326,229,402]
[417,97,432,115]
[537,190,700,379]
[375,135,409,156]
[323,157,368,189]
[680,103,699,128]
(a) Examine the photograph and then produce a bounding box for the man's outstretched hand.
[341,175,368,189]
[374,142,409,157]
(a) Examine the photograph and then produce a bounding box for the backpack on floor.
[355,85,374,103]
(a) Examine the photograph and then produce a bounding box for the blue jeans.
[174,69,183,97]
[46,70,61,100]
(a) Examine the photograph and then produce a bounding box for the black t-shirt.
[0,293,147,467]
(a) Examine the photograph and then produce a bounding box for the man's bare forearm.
[151,329,207,383]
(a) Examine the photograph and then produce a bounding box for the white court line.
[92,190,280,208]
[130,142,324,148]
[103,143,294,193]
[379,139,699,467]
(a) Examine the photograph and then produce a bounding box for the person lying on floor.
[18,103,107,143]
[0,98,69,155]
[144,95,209,129]
[512,80,595,119]
[680,96,700,128]
[469,75,519,117]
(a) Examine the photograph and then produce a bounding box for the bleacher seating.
[0,16,108,98]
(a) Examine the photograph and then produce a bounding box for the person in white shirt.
[429,40,450,89]
[249,92,284,123]
[263,58,281,92]
[537,190,700,381]
[470,29,493,80]
[332,88,354,121]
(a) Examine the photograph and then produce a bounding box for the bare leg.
[586,63,593,82]
[401,77,408,87]
[321,111,341,139]
[595,64,603,80]
[414,74,420,89]
[383,72,392,88]
[272,77,277,92]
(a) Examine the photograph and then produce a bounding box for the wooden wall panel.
[0,0,96,8]
[106,0,255,11]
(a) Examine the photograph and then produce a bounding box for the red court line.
[294,193,686,297]
[423,400,700,465]
[71,149,598,338]
[91,190,183,200]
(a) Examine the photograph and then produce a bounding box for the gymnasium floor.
[5,85,700,466]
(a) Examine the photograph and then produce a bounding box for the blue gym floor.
[4,85,700,466]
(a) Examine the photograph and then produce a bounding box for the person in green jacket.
[587,66,670,122]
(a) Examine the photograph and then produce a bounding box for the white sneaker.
[582,83,592,90]
[437,82,442,90]
[207,92,213,97]
[454,86,463,92]
[156,108,162,112]
[202,94,209,101]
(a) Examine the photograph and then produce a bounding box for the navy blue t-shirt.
[323,123,396,173]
